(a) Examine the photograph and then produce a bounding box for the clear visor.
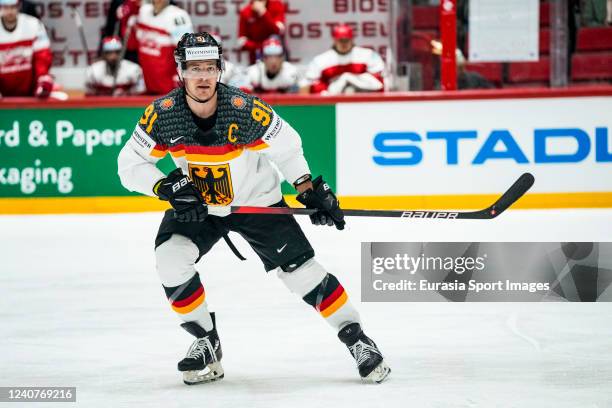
[181,65,220,79]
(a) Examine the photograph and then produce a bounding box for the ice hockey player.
[85,36,145,96]
[134,0,192,94]
[301,24,385,95]
[117,32,390,385]
[246,36,299,94]
[0,0,53,97]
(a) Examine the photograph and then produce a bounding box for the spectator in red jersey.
[134,0,192,94]
[237,0,286,64]
[0,0,53,98]
[301,24,385,95]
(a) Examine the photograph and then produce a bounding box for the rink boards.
[0,88,611,213]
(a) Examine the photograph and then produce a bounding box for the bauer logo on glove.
[172,177,189,193]
[296,176,345,230]
[154,168,208,223]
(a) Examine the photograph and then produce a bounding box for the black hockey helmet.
[174,32,224,71]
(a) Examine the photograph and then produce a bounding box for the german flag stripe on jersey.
[246,139,269,151]
[186,150,243,162]
[163,273,206,315]
[168,144,185,158]
[150,144,168,158]
[302,274,348,318]
[167,142,269,162]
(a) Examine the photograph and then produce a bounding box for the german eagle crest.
[189,164,234,205]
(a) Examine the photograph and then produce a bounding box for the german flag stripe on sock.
[163,273,206,315]
[319,287,347,317]
[317,284,347,317]
[171,288,205,314]
[302,274,348,318]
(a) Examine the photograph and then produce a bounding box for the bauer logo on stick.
[401,211,459,219]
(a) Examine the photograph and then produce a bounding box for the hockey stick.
[70,6,91,65]
[206,173,535,220]
[111,16,136,95]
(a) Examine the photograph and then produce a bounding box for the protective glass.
[181,65,220,79]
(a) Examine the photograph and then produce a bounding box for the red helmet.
[332,24,354,40]
[102,36,122,52]
[262,36,284,56]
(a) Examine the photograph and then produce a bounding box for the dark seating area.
[572,26,612,83]
[539,28,550,54]
[464,62,503,87]
[412,5,439,30]
[410,2,612,89]
[576,27,612,52]
[572,52,612,80]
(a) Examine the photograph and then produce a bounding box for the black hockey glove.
[296,176,345,230]
[154,168,207,223]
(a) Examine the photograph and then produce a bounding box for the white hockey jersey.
[221,59,249,89]
[117,84,310,209]
[0,13,52,96]
[246,61,299,94]
[85,59,145,96]
[135,3,192,94]
[302,46,385,94]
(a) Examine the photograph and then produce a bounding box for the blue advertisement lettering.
[427,131,477,165]
[372,132,423,166]
[473,130,529,165]
[534,128,590,163]
[595,127,612,162]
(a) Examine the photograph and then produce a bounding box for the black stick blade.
[486,172,535,218]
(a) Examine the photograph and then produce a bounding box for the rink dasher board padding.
[1,87,611,214]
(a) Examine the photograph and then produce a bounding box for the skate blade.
[363,360,391,384]
[183,362,224,385]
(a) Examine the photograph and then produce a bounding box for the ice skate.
[178,313,223,385]
[338,323,391,383]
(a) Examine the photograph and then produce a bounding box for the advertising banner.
[0,104,335,198]
[336,97,612,196]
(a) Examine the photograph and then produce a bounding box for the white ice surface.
[1,209,612,408]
